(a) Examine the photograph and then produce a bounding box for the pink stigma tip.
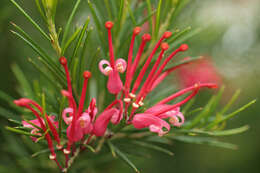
[133,27,141,35]
[161,42,169,50]
[180,44,189,51]
[59,57,67,65]
[142,34,151,41]
[105,21,114,29]
[83,71,92,78]
[164,31,172,38]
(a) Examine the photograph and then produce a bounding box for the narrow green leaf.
[155,0,162,38]
[87,0,105,47]
[177,125,249,136]
[126,1,136,25]
[23,119,42,130]
[169,135,237,150]
[104,0,113,20]
[62,26,82,55]
[132,141,174,156]
[5,126,39,137]
[10,28,65,82]
[219,89,241,115]
[168,26,191,44]
[31,147,58,157]
[11,64,34,98]
[70,17,90,65]
[83,144,96,153]
[206,100,256,129]
[8,119,22,125]
[117,0,125,28]
[10,0,50,40]
[0,107,18,119]
[107,141,117,157]
[35,0,46,21]
[182,97,196,114]
[31,148,49,157]
[108,141,140,173]
[61,0,82,51]
[145,0,153,34]
[137,10,157,26]
[184,95,216,129]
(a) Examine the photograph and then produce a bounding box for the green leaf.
[177,125,249,136]
[10,27,65,83]
[108,141,140,173]
[206,100,256,129]
[5,126,39,137]
[11,64,34,98]
[70,17,90,65]
[107,141,117,157]
[219,89,241,115]
[87,0,105,47]
[168,26,191,44]
[137,10,157,26]
[10,0,50,40]
[169,135,237,150]
[83,144,96,153]
[0,107,18,119]
[8,119,22,125]
[126,1,136,25]
[62,26,82,55]
[155,0,162,39]
[61,0,82,52]
[28,58,61,91]
[145,0,153,34]
[184,95,216,129]
[35,0,46,21]
[132,141,174,156]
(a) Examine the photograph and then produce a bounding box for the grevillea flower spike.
[13,98,62,168]
[59,57,95,154]
[99,21,127,94]
[98,21,218,136]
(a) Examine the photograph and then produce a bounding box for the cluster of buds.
[13,21,217,170]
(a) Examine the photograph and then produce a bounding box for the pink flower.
[22,115,58,142]
[131,83,217,136]
[176,57,222,88]
[98,21,127,94]
[132,113,170,136]
[93,99,123,136]
[14,98,60,160]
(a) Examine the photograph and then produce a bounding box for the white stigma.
[56,144,63,150]
[129,93,136,99]
[49,154,56,160]
[132,102,139,108]
[124,97,131,103]
[104,66,113,75]
[138,101,144,106]
[63,148,71,155]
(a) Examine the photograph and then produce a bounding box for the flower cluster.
[13,21,217,170]
[99,21,217,135]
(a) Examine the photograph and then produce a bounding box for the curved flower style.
[59,57,95,153]
[98,21,127,94]
[13,98,61,163]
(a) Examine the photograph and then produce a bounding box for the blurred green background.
[1,0,260,172]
